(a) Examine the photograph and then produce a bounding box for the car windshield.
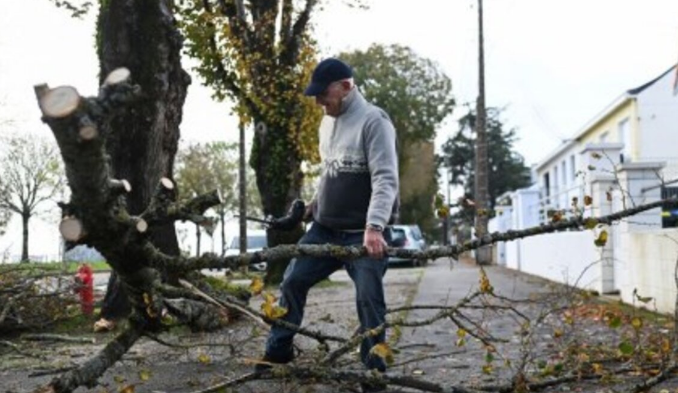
[229,235,268,249]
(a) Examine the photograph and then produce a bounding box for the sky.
[0,0,677,259]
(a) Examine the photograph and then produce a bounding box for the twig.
[22,334,96,344]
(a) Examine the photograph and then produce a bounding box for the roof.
[534,64,676,172]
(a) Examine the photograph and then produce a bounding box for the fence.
[489,144,678,313]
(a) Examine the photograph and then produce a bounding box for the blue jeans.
[265,222,389,371]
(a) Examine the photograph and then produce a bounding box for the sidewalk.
[394,257,562,388]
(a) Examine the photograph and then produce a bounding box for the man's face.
[315,80,350,117]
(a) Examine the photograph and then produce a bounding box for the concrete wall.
[623,230,678,314]
[519,231,602,290]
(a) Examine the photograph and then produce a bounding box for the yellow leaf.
[197,353,211,364]
[138,370,151,381]
[250,277,264,295]
[456,338,466,347]
[584,218,598,230]
[631,317,643,330]
[592,363,604,374]
[594,230,608,247]
[479,268,493,294]
[143,293,152,306]
[119,385,135,393]
[113,375,126,384]
[261,292,288,320]
[482,364,493,375]
[457,328,467,338]
[553,329,563,338]
[370,343,395,365]
[661,338,671,353]
[584,195,593,206]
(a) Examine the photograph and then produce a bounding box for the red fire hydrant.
[74,264,94,315]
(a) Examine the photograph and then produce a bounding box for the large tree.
[0,134,64,262]
[339,44,455,236]
[97,0,191,259]
[176,0,325,283]
[440,108,531,210]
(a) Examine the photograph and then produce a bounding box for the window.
[618,118,631,162]
[543,173,550,204]
[570,155,576,181]
[561,160,567,187]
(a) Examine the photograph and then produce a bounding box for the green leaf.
[618,341,634,355]
[608,316,622,329]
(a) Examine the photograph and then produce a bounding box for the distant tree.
[340,44,455,235]
[175,142,261,256]
[0,135,64,262]
[177,0,325,284]
[440,108,532,210]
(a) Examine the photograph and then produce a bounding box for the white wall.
[621,230,678,314]
[518,231,602,290]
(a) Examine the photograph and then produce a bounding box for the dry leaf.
[594,230,608,247]
[138,369,151,381]
[631,317,643,330]
[197,353,211,364]
[584,218,598,230]
[250,277,264,295]
[479,268,493,294]
[584,195,593,206]
[370,343,395,365]
[261,292,288,320]
[119,385,135,393]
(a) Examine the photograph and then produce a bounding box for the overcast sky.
[1,0,677,258]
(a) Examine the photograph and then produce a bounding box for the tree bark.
[195,223,201,257]
[21,213,29,262]
[97,0,190,259]
[252,121,305,285]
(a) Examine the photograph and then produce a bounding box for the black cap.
[304,58,353,96]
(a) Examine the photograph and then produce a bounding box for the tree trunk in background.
[474,0,491,265]
[252,121,304,285]
[97,0,190,261]
[219,207,226,257]
[21,213,29,262]
[195,224,201,257]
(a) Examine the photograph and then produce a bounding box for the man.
[257,58,399,392]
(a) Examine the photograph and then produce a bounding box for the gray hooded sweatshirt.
[312,88,399,230]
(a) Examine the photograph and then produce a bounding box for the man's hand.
[364,227,387,259]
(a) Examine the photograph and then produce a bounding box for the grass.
[0,260,111,276]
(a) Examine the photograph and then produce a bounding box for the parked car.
[224,230,268,271]
[407,224,427,251]
[387,225,427,267]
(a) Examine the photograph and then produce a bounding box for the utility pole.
[474,0,491,265]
